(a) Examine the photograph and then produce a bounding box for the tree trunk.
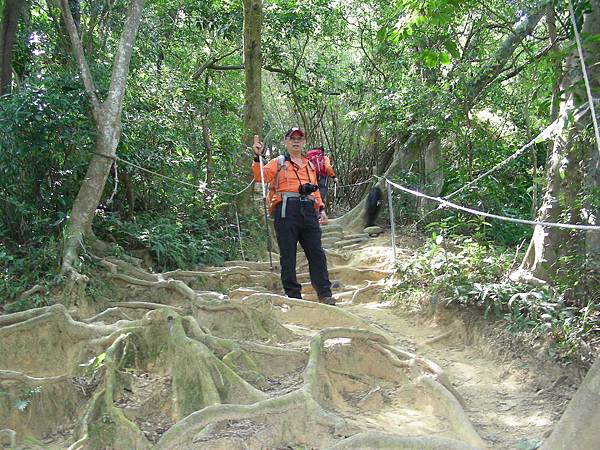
[514,2,600,284]
[584,129,600,269]
[0,0,23,95]
[202,115,213,187]
[62,119,120,270]
[418,137,443,215]
[541,357,600,449]
[120,171,135,220]
[335,133,425,230]
[202,73,214,187]
[60,0,145,275]
[465,0,550,110]
[242,0,263,147]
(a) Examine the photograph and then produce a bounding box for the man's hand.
[253,135,264,157]
[319,210,328,225]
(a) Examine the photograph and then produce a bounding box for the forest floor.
[0,226,582,450]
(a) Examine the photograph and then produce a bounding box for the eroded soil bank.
[0,227,580,449]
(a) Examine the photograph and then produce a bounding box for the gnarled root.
[0,429,17,450]
[326,431,480,450]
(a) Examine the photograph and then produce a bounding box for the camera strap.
[290,159,314,188]
[275,158,315,220]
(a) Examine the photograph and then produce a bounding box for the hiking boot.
[318,296,336,306]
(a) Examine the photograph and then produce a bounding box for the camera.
[298,183,319,196]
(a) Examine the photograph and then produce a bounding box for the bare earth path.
[330,231,577,450]
[0,226,578,449]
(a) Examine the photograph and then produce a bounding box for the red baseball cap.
[284,127,305,138]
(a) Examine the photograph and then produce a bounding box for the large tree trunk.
[541,357,600,449]
[62,117,122,271]
[0,0,23,95]
[242,0,263,147]
[514,2,600,284]
[584,136,600,268]
[60,0,145,275]
[464,0,550,111]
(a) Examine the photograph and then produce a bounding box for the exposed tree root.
[421,329,456,346]
[326,431,480,449]
[244,293,393,338]
[417,375,486,449]
[107,301,185,313]
[350,281,384,304]
[0,370,70,384]
[1,254,489,449]
[0,429,17,450]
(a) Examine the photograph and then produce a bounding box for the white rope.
[106,158,118,205]
[569,0,600,158]
[385,178,600,231]
[445,102,590,199]
[336,176,376,189]
[387,184,397,262]
[93,152,254,197]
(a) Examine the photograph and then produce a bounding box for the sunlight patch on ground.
[363,300,394,310]
[500,413,552,428]
[324,338,352,348]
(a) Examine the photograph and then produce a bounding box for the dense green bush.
[387,234,599,362]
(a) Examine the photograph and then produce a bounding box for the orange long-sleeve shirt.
[252,156,324,213]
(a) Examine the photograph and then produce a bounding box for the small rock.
[363,226,383,236]
[331,280,343,289]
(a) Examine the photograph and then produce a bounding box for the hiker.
[365,186,382,227]
[251,127,335,305]
[306,146,337,202]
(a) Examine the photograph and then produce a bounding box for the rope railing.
[91,133,600,269]
[569,0,600,159]
[444,102,591,200]
[92,151,253,260]
[93,152,255,197]
[385,178,600,231]
[384,177,600,262]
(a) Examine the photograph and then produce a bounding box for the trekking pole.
[334,179,337,208]
[256,135,274,270]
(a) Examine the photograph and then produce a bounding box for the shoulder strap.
[306,159,317,184]
[271,155,287,192]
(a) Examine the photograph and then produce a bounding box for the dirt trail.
[0,227,578,450]
[344,302,575,449]
[327,231,577,450]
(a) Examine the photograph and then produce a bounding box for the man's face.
[284,134,305,153]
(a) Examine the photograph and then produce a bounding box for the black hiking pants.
[273,198,332,299]
[317,175,328,202]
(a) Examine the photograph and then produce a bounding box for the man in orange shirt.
[252,127,334,305]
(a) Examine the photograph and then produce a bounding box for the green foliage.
[388,234,599,362]
[95,211,223,270]
[1,0,594,325]
[391,234,515,302]
[15,386,42,412]
[0,70,93,245]
[0,238,61,309]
